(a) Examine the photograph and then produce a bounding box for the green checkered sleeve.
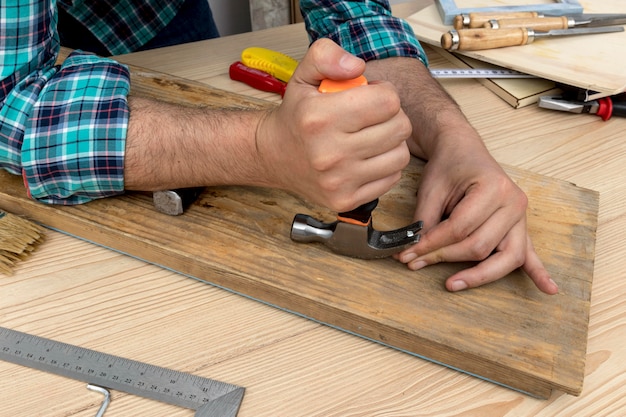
[20,52,130,205]
[1,1,131,205]
[300,0,428,66]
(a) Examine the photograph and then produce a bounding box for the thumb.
[292,38,366,87]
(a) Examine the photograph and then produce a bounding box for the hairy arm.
[123,98,268,190]
[123,39,412,213]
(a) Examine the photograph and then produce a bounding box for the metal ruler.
[0,327,244,417]
[430,68,536,78]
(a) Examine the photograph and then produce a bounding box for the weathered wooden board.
[0,66,598,398]
[408,0,626,100]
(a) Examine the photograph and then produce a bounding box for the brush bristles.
[0,211,45,274]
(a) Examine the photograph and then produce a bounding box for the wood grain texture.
[0,65,598,398]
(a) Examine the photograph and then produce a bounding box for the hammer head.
[290,214,423,259]
[153,187,204,216]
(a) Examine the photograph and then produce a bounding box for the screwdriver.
[229,61,287,97]
[539,95,626,121]
[485,14,626,31]
[441,26,624,51]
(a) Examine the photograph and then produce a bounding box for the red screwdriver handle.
[229,61,287,97]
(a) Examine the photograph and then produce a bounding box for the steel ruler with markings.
[0,327,244,417]
[430,68,536,78]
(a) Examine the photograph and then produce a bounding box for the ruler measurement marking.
[431,68,536,78]
[0,327,243,413]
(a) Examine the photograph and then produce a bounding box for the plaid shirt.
[61,0,184,55]
[1,0,424,205]
[300,0,427,65]
[0,0,180,204]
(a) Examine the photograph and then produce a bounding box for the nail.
[400,253,418,264]
[339,53,364,71]
[410,260,428,271]
[450,280,468,291]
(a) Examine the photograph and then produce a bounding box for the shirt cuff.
[300,0,428,66]
[21,51,130,205]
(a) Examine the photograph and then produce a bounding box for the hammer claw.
[291,213,422,259]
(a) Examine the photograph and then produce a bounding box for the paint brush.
[0,210,45,274]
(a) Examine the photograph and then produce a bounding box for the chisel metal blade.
[534,25,625,39]
[579,14,626,27]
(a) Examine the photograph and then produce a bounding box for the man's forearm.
[123,96,271,191]
[364,57,487,160]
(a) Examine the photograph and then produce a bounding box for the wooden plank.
[409,0,626,99]
[0,65,598,398]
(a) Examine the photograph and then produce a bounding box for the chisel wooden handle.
[486,16,572,31]
[453,12,541,29]
[441,28,532,51]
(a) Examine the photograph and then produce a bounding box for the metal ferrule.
[449,30,460,51]
[488,19,499,29]
[460,14,470,27]
[526,28,536,44]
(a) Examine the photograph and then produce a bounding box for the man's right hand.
[255,39,412,213]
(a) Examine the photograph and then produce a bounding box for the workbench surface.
[2,2,625,416]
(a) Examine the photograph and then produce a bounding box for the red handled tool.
[539,95,626,121]
[229,61,287,97]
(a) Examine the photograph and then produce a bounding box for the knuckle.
[298,106,326,133]
[327,196,355,213]
[449,223,472,244]
[467,239,494,261]
[317,173,343,194]
[385,91,402,112]
[516,189,529,210]
[510,249,526,269]
[399,145,411,167]
[495,176,528,210]
[400,118,413,140]
[310,153,339,173]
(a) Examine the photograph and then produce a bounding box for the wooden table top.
[2,2,625,416]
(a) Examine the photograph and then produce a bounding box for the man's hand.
[255,39,412,212]
[364,57,558,295]
[394,129,558,294]
[125,39,411,215]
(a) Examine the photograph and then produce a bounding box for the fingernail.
[450,280,468,292]
[400,253,418,264]
[410,260,427,271]
[339,53,363,71]
[549,278,559,293]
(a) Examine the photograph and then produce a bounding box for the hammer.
[290,77,422,259]
[291,199,422,259]
[153,187,204,215]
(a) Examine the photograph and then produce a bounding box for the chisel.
[454,12,542,29]
[454,12,626,30]
[441,26,624,51]
[485,14,626,31]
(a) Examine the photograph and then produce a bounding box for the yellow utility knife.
[241,47,299,83]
